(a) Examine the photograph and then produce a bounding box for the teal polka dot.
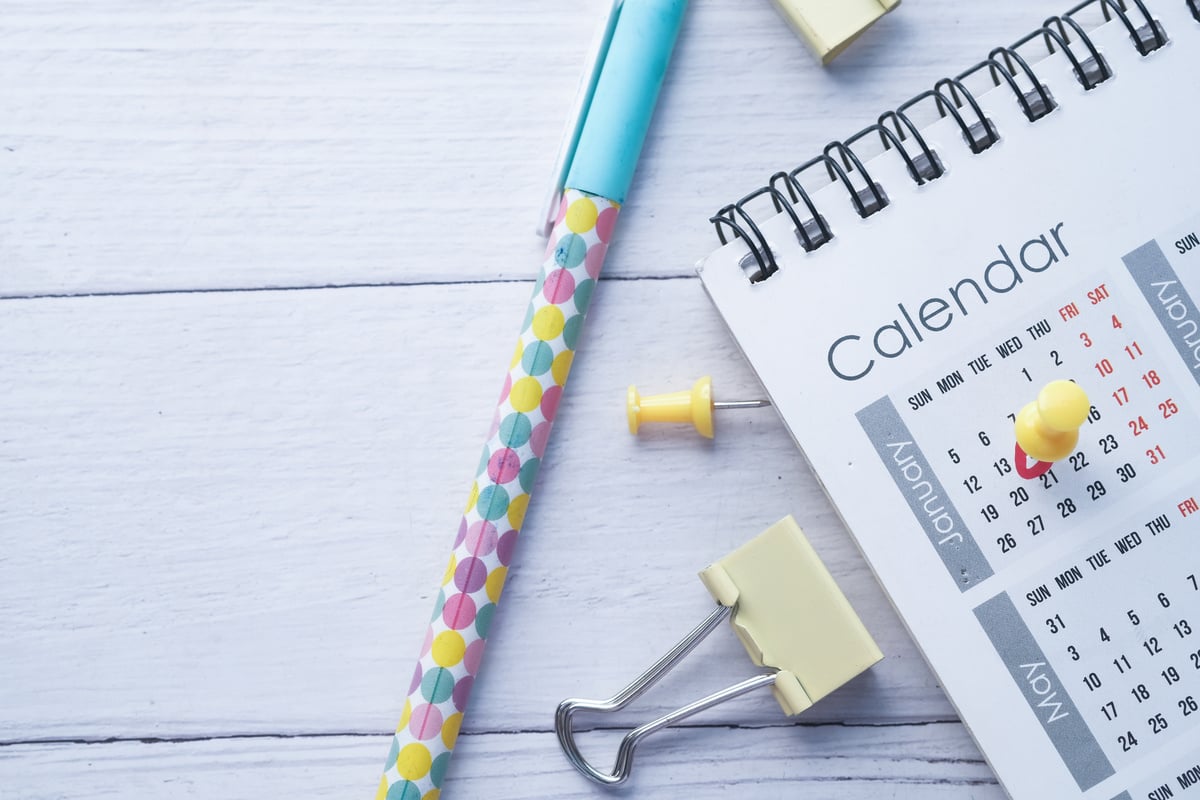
[521,341,554,376]
[476,602,496,638]
[499,413,532,447]
[518,457,540,493]
[477,485,510,521]
[476,447,490,478]
[420,667,455,704]
[431,752,453,788]
[563,314,584,350]
[387,781,421,800]
[554,233,588,268]
[431,589,447,621]
[385,736,399,770]
[574,278,595,313]
[520,303,534,333]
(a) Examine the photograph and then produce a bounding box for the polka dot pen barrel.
[377,3,687,797]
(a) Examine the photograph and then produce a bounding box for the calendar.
[697,3,1200,794]
[857,263,1200,792]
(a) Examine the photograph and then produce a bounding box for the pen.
[376,2,688,797]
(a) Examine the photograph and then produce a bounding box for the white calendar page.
[700,3,1200,798]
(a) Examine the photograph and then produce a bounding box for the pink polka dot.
[497,531,518,566]
[530,421,553,458]
[455,556,488,593]
[443,592,478,629]
[464,638,487,675]
[542,269,576,304]
[487,409,501,439]
[540,385,562,421]
[409,703,444,741]
[465,521,498,556]
[556,194,569,225]
[487,448,521,484]
[596,206,618,243]
[585,241,608,279]
[498,373,512,405]
[453,518,468,549]
[408,663,423,696]
[453,675,474,712]
[420,626,434,658]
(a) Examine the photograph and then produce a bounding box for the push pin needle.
[627,376,770,438]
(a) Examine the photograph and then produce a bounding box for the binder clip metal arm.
[555,603,776,785]
[555,516,884,786]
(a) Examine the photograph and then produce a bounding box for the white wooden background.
[0,1,1077,797]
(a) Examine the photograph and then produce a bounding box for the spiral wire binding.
[710,0,1179,284]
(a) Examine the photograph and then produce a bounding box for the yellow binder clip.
[555,515,883,785]
[626,376,770,438]
[772,0,901,65]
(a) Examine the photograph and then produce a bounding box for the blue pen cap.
[564,0,687,204]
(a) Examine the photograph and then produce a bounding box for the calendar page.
[698,3,1200,797]
[856,244,1200,793]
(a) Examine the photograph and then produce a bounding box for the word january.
[827,223,1070,381]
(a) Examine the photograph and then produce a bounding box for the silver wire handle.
[554,603,778,785]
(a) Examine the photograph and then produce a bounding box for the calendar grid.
[858,263,1200,792]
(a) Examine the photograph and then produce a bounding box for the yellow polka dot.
[507,494,529,530]
[464,482,479,514]
[532,306,565,341]
[509,339,523,369]
[423,791,441,800]
[396,743,433,781]
[486,566,508,604]
[551,350,574,387]
[441,712,463,750]
[441,554,457,588]
[375,775,389,800]
[432,630,466,667]
[509,377,543,413]
[397,698,413,731]
[566,197,598,233]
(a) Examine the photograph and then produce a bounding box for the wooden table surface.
[0,1,1074,796]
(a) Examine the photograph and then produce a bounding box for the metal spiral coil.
[710,0,1174,284]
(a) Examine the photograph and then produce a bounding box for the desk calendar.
[698,1,1200,796]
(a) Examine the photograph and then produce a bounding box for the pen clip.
[537,0,624,237]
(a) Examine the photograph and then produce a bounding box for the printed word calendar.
[698,2,1200,796]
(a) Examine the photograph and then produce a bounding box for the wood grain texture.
[3,0,1051,294]
[0,726,1005,800]
[0,0,1068,796]
[0,281,950,740]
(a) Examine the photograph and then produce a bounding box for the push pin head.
[626,376,769,438]
[1014,379,1090,462]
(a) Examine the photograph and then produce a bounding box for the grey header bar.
[1123,239,1200,385]
[856,396,992,591]
[974,592,1114,790]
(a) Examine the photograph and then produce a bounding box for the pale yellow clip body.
[771,0,900,64]
[1014,380,1091,462]
[699,516,883,716]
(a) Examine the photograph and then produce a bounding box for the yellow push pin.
[627,376,770,438]
[1014,379,1091,462]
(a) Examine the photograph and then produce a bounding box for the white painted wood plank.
[0,0,1057,294]
[0,1,1093,793]
[0,726,1004,799]
[0,280,958,744]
